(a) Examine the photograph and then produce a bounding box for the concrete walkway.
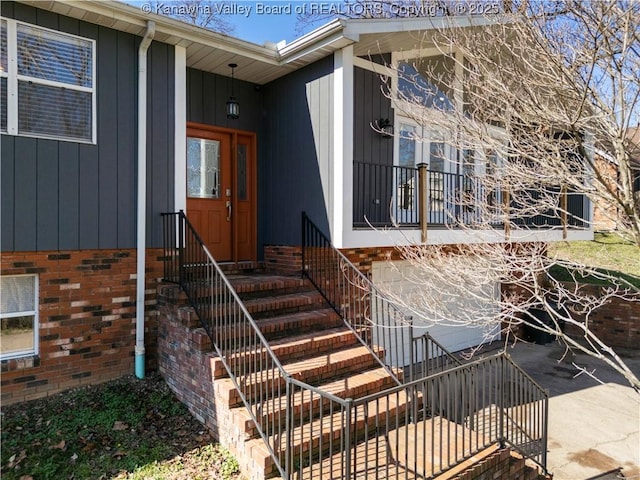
[506,341,640,480]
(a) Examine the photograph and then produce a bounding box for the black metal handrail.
[302,211,455,385]
[161,211,548,478]
[301,212,548,474]
[162,211,293,478]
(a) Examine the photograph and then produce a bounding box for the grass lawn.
[1,373,244,480]
[548,231,640,288]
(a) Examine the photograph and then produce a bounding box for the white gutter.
[135,20,155,380]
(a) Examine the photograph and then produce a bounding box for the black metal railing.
[301,212,548,474]
[287,352,548,479]
[162,211,292,478]
[353,160,589,229]
[161,211,549,479]
[302,211,457,385]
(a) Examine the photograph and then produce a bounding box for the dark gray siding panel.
[260,56,334,246]
[186,68,263,133]
[58,142,80,249]
[98,26,119,249]
[36,140,59,251]
[353,66,394,226]
[1,2,174,251]
[353,66,393,166]
[148,42,175,249]
[1,137,15,251]
[116,32,137,248]
[14,137,37,251]
[78,143,100,249]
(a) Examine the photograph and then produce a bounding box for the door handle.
[226,201,232,221]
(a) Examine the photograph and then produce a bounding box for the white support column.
[174,46,187,213]
[333,45,354,248]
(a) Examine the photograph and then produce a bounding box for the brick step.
[243,291,328,319]
[235,366,398,437]
[212,327,360,379]
[217,261,265,275]
[188,290,328,324]
[249,389,421,476]
[208,308,344,345]
[217,345,385,407]
[228,274,313,300]
[257,308,343,340]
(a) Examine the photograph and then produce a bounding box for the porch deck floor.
[293,416,492,480]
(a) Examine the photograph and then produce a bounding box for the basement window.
[0,17,96,143]
[0,275,38,360]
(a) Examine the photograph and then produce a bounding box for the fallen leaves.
[112,421,129,431]
[50,440,66,451]
[1,373,238,480]
[7,451,26,469]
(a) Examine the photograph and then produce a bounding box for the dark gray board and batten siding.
[187,68,263,133]
[353,64,394,227]
[0,1,174,252]
[260,56,334,246]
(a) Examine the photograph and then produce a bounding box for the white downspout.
[135,21,155,379]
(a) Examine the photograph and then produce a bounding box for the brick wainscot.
[1,249,164,405]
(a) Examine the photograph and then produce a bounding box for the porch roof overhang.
[16,0,500,84]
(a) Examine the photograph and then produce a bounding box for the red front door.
[186,124,256,262]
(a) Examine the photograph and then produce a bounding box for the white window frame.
[0,274,39,361]
[0,17,96,144]
[395,116,459,219]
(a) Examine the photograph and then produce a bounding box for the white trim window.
[395,117,458,222]
[0,275,38,360]
[0,17,96,143]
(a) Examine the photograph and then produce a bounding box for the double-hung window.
[0,17,96,143]
[0,275,38,360]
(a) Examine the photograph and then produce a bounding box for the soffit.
[14,0,349,84]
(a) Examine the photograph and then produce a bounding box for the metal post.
[344,398,353,480]
[542,392,549,469]
[178,210,185,286]
[561,185,568,239]
[301,211,306,279]
[417,163,428,243]
[285,379,292,478]
[498,356,506,448]
[503,186,511,240]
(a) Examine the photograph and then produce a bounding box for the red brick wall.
[0,248,164,405]
[447,448,547,480]
[157,285,273,480]
[340,246,404,276]
[264,245,302,275]
[592,155,619,231]
[562,284,640,350]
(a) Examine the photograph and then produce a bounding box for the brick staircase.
[160,262,444,474]
[209,266,408,477]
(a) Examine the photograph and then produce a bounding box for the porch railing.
[286,352,548,479]
[301,211,548,474]
[353,160,589,230]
